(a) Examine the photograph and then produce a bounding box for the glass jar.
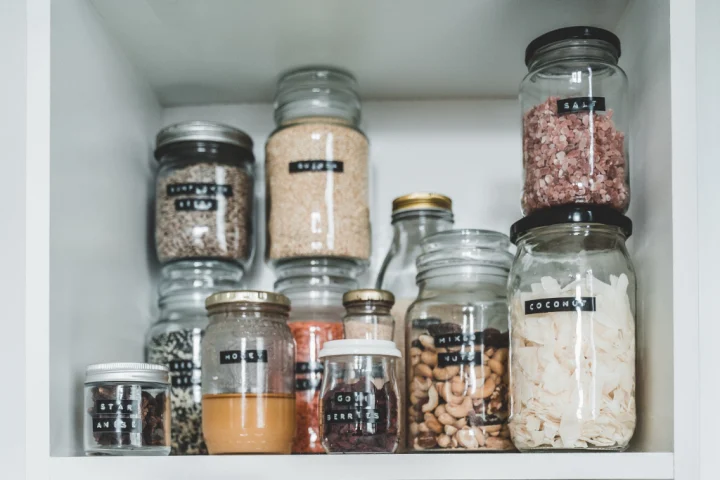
[342,289,395,341]
[406,230,514,452]
[274,258,358,453]
[155,121,255,269]
[508,205,636,451]
[145,260,243,455]
[319,339,401,453]
[201,290,295,454]
[84,363,170,456]
[265,67,370,266]
[520,27,629,214]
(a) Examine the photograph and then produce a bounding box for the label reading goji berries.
[219,349,268,364]
[556,96,606,115]
[524,296,597,315]
[324,408,385,424]
[289,160,344,173]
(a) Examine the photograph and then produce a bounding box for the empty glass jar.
[406,230,514,452]
[265,67,370,266]
[202,290,295,454]
[319,339,401,453]
[521,27,629,214]
[155,121,255,269]
[84,363,170,456]
[508,205,636,451]
[342,289,395,341]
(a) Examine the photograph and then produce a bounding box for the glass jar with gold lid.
[342,289,396,341]
[201,290,295,454]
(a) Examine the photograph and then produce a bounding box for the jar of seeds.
[145,260,243,455]
[265,67,370,267]
[154,121,255,269]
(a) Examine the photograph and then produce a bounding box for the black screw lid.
[525,26,621,67]
[510,205,632,244]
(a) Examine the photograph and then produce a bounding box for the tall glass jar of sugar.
[265,67,370,268]
[154,121,255,270]
[520,27,629,214]
[508,204,636,451]
[202,290,295,454]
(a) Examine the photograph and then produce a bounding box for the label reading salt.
[524,296,597,315]
[94,400,139,414]
[92,416,141,433]
[556,96,606,115]
[289,160,344,173]
[219,349,268,364]
[167,183,233,197]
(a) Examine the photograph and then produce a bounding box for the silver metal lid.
[85,362,169,384]
[154,121,254,160]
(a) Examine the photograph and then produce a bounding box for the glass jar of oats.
[265,67,370,268]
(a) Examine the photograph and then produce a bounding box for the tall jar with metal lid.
[521,27,629,214]
[274,258,359,453]
[201,290,295,454]
[265,67,370,266]
[145,260,243,455]
[84,363,171,456]
[406,229,514,452]
[154,121,255,269]
[508,205,636,451]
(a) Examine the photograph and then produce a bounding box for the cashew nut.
[444,425,457,436]
[424,413,443,434]
[410,390,428,406]
[485,347,495,358]
[438,412,455,425]
[437,434,451,448]
[488,358,505,376]
[409,422,419,437]
[412,376,432,392]
[415,363,433,378]
[418,422,430,433]
[421,351,438,367]
[474,365,492,378]
[456,427,479,449]
[493,347,509,363]
[419,335,435,351]
[422,384,439,412]
[410,346,422,366]
[433,365,460,381]
[434,404,447,416]
[441,381,464,405]
[481,424,502,436]
[446,396,473,418]
[451,376,466,395]
[454,417,467,429]
[485,436,513,450]
[472,427,487,447]
[471,376,496,399]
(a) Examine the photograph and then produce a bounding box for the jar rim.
[85,362,169,384]
[525,26,621,67]
[206,290,291,311]
[510,205,632,244]
[392,192,452,213]
[416,229,513,276]
[319,339,401,359]
[154,121,254,160]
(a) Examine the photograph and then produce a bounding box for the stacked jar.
[274,259,359,453]
[148,121,252,454]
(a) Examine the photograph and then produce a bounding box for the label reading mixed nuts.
[556,96,606,115]
[438,351,484,367]
[174,198,218,212]
[169,359,200,388]
[219,349,268,364]
[166,183,233,197]
[524,296,597,315]
[94,400,139,414]
[92,416,141,433]
[289,160,344,173]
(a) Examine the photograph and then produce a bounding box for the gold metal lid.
[392,193,452,213]
[342,289,395,306]
[205,290,291,310]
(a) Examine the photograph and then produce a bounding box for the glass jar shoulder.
[266,120,368,144]
[521,59,628,87]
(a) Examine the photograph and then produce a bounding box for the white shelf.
[50,453,674,480]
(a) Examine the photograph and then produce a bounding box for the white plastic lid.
[318,339,401,359]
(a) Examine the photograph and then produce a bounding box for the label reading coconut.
[437,351,484,367]
[166,183,233,197]
[524,296,597,315]
[219,349,268,364]
[556,96,606,115]
[289,160,344,173]
[174,198,218,212]
[92,416,141,434]
[324,408,385,424]
[169,359,200,388]
[94,400,139,414]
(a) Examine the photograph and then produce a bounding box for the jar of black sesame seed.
[145,260,243,455]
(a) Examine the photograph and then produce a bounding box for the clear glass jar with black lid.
[406,229,514,452]
[508,205,636,451]
[265,67,370,266]
[154,121,255,269]
[521,27,629,214]
[145,260,243,455]
[274,258,359,453]
[201,290,295,454]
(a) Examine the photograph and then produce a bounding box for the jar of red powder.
[520,27,629,214]
[274,258,360,453]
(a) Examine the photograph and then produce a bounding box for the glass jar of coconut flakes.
[508,204,636,451]
[265,67,370,268]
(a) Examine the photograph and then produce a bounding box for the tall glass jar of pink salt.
[520,26,629,215]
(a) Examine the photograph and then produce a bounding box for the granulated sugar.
[265,121,370,262]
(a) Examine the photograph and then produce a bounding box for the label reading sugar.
[92,416,141,433]
[324,408,384,424]
[524,296,597,315]
[438,351,484,367]
[219,349,268,364]
[295,362,324,374]
[94,400,139,414]
[289,160,344,173]
[556,96,606,115]
[167,183,233,197]
[295,377,322,391]
[174,198,218,212]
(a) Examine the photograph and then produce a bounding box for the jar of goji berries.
[274,258,359,453]
[520,27,629,214]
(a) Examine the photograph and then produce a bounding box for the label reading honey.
[219,349,268,364]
